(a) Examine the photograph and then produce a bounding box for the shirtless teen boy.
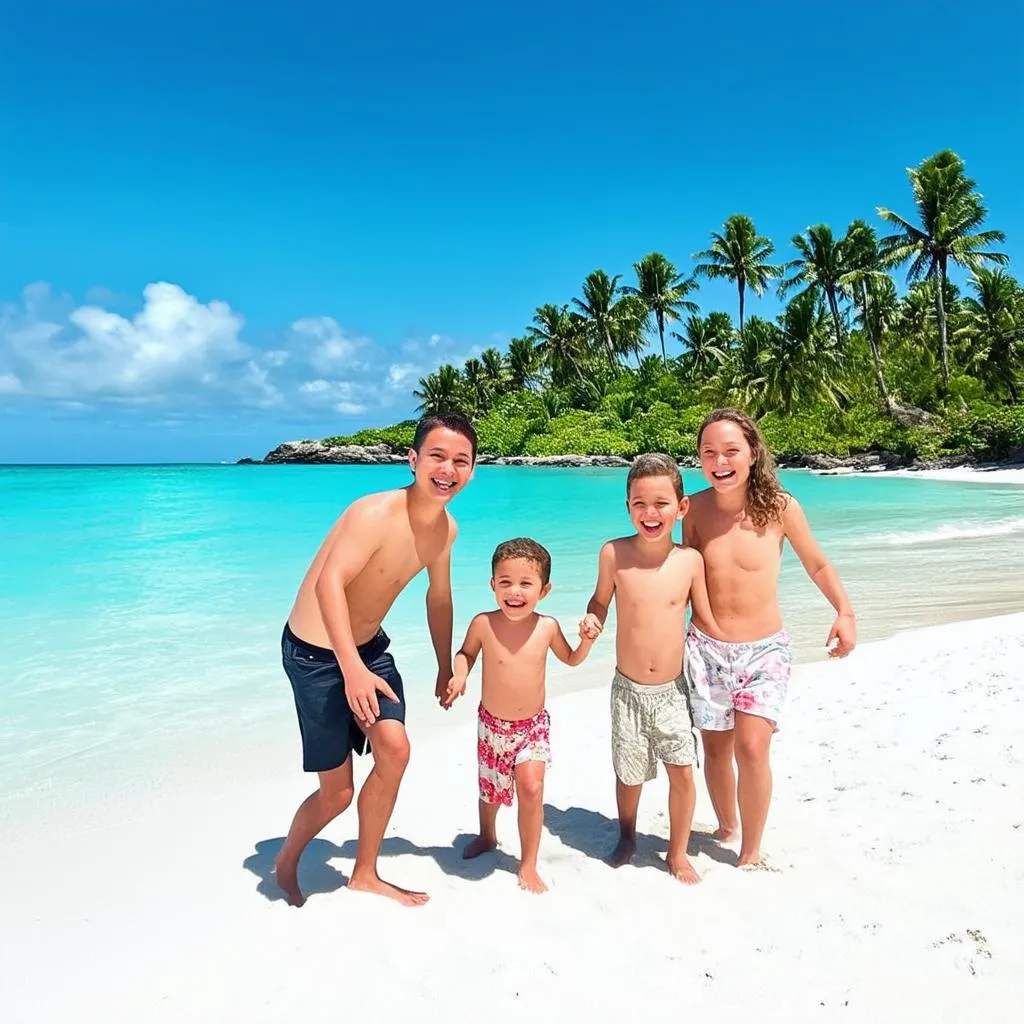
[274,413,476,907]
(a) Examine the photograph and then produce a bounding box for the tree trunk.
[604,326,617,369]
[861,281,892,409]
[657,312,667,366]
[826,287,844,348]
[738,283,745,338]
[935,262,950,384]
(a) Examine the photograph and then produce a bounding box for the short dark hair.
[627,453,684,500]
[491,537,551,585]
[412,414,478,462]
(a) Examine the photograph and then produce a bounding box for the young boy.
[275,413,477,908]
[685,408,856,867]
[580,453,719,884]
[444,538,595,893]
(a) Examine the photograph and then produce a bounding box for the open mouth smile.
[712,470,736,481]
[640,520,663,535]
[431,477,456,493]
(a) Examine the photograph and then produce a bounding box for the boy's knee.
[735,734,770,764]
[320,782,355,816]
[516,773,544,804]
[371,725,411,775]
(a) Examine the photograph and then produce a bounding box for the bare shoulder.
[538,614,562,636]
[779,492,803,530]
[444,507,459,543]
[672,543,704,572]
[687,487,715,517]
[604,535,635,560]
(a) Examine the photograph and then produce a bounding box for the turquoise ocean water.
[2,464,1022,817]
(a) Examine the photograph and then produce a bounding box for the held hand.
[434,670,450,708]
[826,613,857,659]
[443,675,467,708]
[345,664,400,727]
[579,613,603,641]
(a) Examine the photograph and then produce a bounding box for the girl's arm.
[782,497,857,657]
[549,619,595,667]
[686,550,721,636]
[443,615,485,707]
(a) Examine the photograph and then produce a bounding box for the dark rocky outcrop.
[261,441,406,465]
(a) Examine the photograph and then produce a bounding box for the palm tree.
[713,317,770,412]
[462,357,491,414]
[779,224,848,347]
[506,337,542,390]
[767,290,847,414]
[609,294,650,366]
[693,215,784,338]
[413,364,468,416]
[623,252,699,366]
[572,270,623,367]
[839,219,896,409]
[480,346,509,396]
[956,268,1024,401]
[878,149,1008,384]
[526,304,593,387]
[672,312,731,382]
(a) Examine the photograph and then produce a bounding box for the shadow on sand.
[544,804,738,869]
[243,833,521,903]
[245,804,736,903]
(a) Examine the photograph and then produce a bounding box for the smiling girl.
[683,408,856,867]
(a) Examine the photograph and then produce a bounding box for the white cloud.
[2,282,248,402]
[0,280,479,425]
[290,316,368,375]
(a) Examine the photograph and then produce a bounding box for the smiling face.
[699,419,754,493]
[626,475,688,543]
[490,557,551,621]
[408,426,475,503]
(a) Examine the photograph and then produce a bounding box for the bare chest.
[615,566,688,616]
[359,530,443,592]
[701,521,782,576]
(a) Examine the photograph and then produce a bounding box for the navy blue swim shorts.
[281,623,406,772]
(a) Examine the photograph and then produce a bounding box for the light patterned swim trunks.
[685,624,793,732]
[610,671,697,787]
[477,704,551,806]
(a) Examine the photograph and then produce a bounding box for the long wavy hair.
[697,408,788,528]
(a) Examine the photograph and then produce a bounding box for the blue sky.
[2,0,1021,463]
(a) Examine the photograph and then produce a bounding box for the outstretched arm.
[581,542,616,638]
[443,614,485,707]
[549,619,595,667]
[426,518,458,705]
[782,497,856,657]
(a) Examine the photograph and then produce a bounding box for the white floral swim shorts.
[685,624,793,732]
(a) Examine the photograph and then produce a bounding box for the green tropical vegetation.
[326,151,1023,463]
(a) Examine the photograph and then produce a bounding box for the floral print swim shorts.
[685,624,793,732]
[477,704,551,806]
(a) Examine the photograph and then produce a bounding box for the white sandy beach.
[3,614,1023,1023]
[888,464,1024,484]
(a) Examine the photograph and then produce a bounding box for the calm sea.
[2,464,1022,814]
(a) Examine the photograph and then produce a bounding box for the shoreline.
[3,610,1021,1021]
[245,440,1024,478]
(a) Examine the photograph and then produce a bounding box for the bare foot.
[273,856,306,907]
[736,850,762,868]
[667,853,701,885]
[347,873,430,907]
[518,865,548,893]
[462,835,498,860]
[713,825,740,844]
[610,836,636,868]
